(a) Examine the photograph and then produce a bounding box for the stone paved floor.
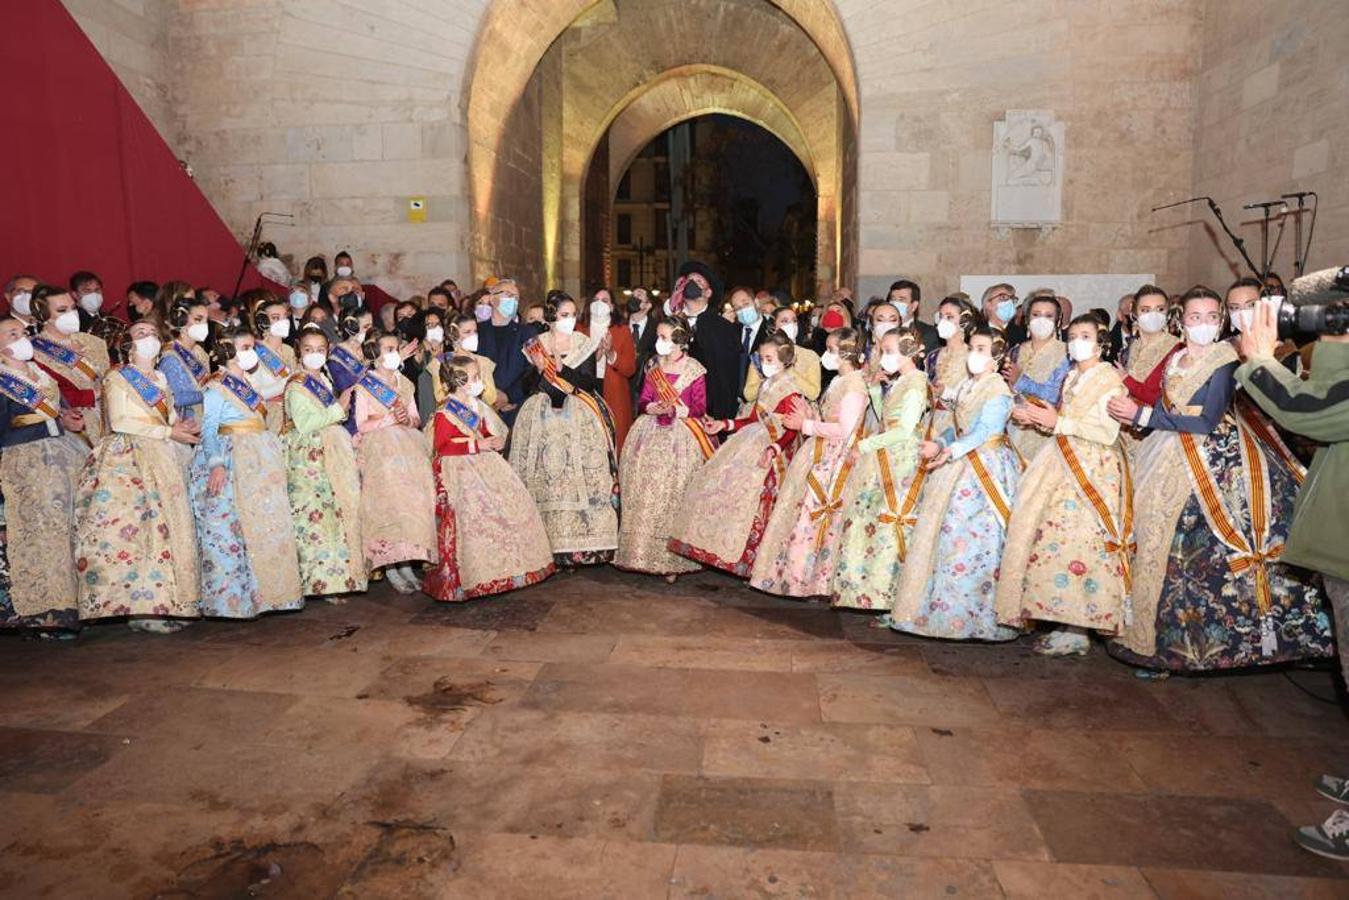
[3,567,1349,898]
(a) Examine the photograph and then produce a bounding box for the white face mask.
[590,300,611,320]
[1185,322,1220,346]
[79,292,104,314]
[1068,338,1098,362]
[466,379,485,398]
[54,309,81,334]
[936,319,958,340]
[554,315,576,335]
[880,352,902,374]
[132,335,161,360]
[1137,311,1167,334]
[872,321,897,340]
[966,351,992,375]
[1028,317,1057,340]
[425,326,444,344]
[820,350,840,371]
[761,361,782,379]
[10,291,31,316]
[1229,309,1254,334]
[778,322,798,341]
[459,332,479,353]
[289,290,309,309]
[7,336,34,362]
[654,338,675,357]
[185,321,210,343]
[335,265,353,278]
[269,318,291,338]
[380,350,402,371]
[302,351,327,371]
[235,348,259,372]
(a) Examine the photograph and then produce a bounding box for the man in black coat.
[627,287,660,408]
[474,278,537,424]
[887,279,940,355]
[669,260,741,419]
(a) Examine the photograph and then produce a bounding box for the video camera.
[1277,266,1349,339]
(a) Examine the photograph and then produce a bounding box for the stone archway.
[462,0,858,299]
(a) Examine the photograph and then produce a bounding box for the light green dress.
[830,370,927,609]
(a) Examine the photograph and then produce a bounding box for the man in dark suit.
[981,282,1029,346]
[474,278,536,424]
[627,288,660,407]
[728,285,771,403]
[670,260,741,419]
[1106,292,1134,363]
[887,279,940,355]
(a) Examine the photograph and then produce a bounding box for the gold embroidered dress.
[354,371,438,569]
[1007,337,1067,462]
[996,363,1130,633]
[75,367,200,620]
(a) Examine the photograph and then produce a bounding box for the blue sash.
[299,373,336,406]
[0,370,59,417]
[357,370,398,409]
[32,335,98,379]
[443,396,482,433]
[328,345,365,378]
[170,342,207,384]
[218,373,264,412]
[119,365,170,419]
[255,342,290,378]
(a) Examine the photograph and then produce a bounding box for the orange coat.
[583,321,637,452]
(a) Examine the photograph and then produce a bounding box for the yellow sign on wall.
[408,197,427,223]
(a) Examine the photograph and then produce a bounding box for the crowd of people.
[0,255,1336,679]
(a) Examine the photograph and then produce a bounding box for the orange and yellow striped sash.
[1056,435,1135,592]
[967,435,1015,528]
[805,411,867,550]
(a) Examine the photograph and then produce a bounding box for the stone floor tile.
[1023,789,1349,878]
[993,860,1158,897]
[0,728,127,793]
[1141,867,1349,898]
[836,854,1005,898]
[448,707,705,773]
[789,640,930,675]
[652,773,839,851]
[482,631,618,664]
[1224,672,1349,740]
[920,639,1136,681]
[983,676,1190,733]
[917,727,1150,792]
[834,783,1049,860]
[668,845,843,897]
[1115,733,1345,803]
[438,832,678,899]
[407,592,557,631]
[701,720,928,784]
[313,622,496,659]
[254,695,474,760]
[608,635,798,671]
[818,672,1005,727]
[0,678,131,731]
[83,685,299,742]
[193,644,391,698]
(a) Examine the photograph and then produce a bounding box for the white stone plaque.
[991,110,1064,231]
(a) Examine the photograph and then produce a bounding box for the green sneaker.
[1315,774,1349,806]
[1295,809,1349,861]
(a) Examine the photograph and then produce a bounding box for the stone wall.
[843,0,1204,307]
[1189,0,1349,289]
[63,0,179,152]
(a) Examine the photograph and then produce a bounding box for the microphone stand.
[231,212,294,300]
[1151,196,1262,280]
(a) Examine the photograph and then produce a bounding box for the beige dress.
[75,368,201,620]
[996,363,1130,633]
[354,372,438,569]
[926,343,968,439]
[33,331,110,444]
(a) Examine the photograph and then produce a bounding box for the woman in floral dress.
[831,326,929,610]
[190,329,304,618]
[669,333,805,576]
[283,325,366,599]
[354,330,437,592]
[889,324,1021,641]
[750,327,869,598]
[996,315,1130,656]
[423,355,554,601]
[615,318,710,579]
[76,320,202,632]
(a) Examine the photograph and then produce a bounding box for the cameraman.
[1237,299,1349,859]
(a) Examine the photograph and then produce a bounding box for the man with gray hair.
[4,274,38,334]
[981,282,1027,345]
